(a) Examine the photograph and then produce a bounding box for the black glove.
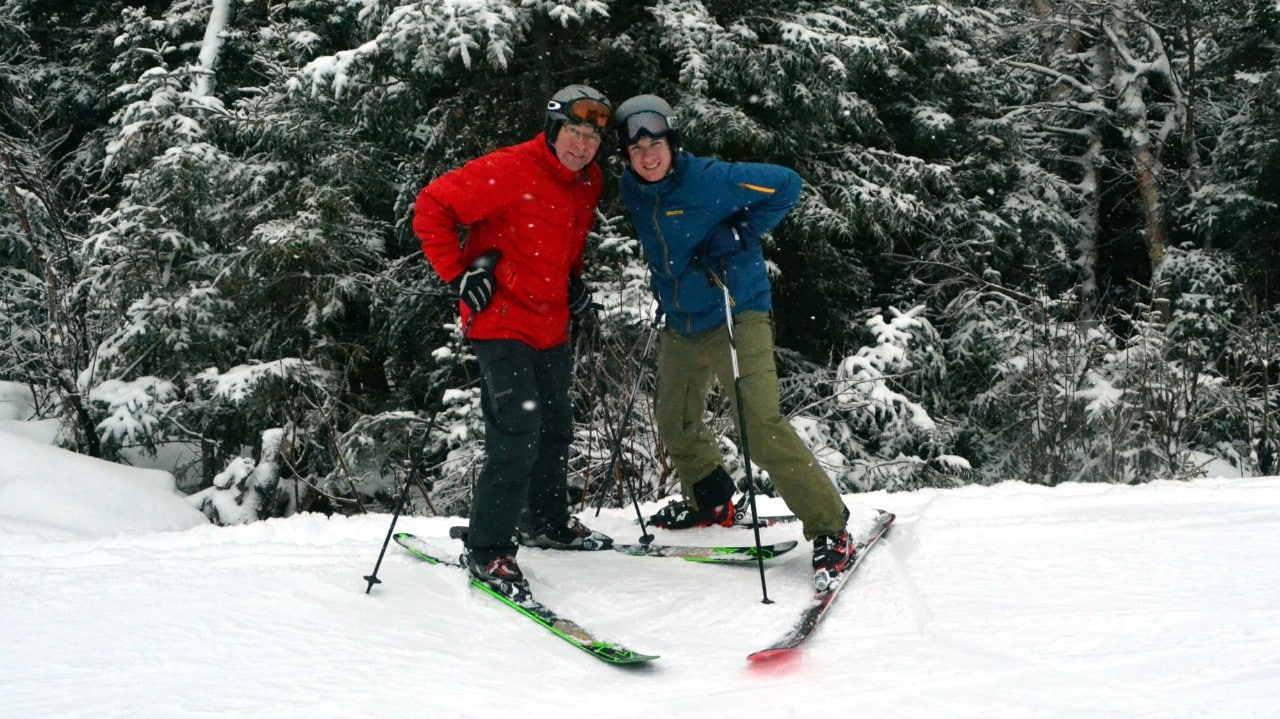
[568,275,594,317]
[699,211,759,262]
[452,250,500,313]
[568,275,601,339]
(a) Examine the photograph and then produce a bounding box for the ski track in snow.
[3,481,1280,718]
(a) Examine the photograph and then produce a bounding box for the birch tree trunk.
[1032,1,1185,322]
[1101,10,1181,322]
[193,0,235,98]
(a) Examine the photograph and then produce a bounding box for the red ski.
[748,510,895,663]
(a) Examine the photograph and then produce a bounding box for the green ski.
[611,539,798,563]
[394,532,658,666]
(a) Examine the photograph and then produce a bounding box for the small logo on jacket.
[665,209,684,216]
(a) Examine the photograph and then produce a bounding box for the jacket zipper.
[649,193,696,335]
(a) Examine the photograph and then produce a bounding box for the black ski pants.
[467,339,574,562]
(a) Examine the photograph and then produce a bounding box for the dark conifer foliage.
[2,1,1278,521]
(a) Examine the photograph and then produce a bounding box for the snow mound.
[0,428,207,542]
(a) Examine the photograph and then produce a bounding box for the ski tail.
[612,539,798,563]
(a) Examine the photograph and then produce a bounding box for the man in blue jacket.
[614,95,857,589]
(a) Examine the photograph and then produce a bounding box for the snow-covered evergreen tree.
[6,0,1280,520]
[0,1,128,456]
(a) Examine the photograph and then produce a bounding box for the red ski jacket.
[413,133,602,350]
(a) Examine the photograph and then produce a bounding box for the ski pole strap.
[701,262,735,307]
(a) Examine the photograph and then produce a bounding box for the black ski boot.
[649,498,735,529]
[519,517,613,551]
[465,553,533,605]
[649,467,736,529]
[811,528,856,591]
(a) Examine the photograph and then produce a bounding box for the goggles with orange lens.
[549,97,612,131]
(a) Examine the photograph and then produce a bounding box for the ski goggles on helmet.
[620,111,675,145]
[549,97,612,131]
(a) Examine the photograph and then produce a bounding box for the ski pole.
[365,250,499,592]
[715,273,773,604]
[590,317,660,545]
[363,415,437,593]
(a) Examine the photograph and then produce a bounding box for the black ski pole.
[589,317,660,545]
[363,415,437,593]
[715,274,773,604]
[365,249,499,592]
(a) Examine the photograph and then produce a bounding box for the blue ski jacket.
[620,151,802,337]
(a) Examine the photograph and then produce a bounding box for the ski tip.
[747,647,801,666]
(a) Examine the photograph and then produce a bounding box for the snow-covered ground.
[2,426,1278,718]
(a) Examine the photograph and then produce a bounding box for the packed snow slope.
[1,428,1277,718]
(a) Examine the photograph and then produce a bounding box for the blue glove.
[648,273,665,327]
[699,211,759,262]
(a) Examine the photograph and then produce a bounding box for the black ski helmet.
[613,94,680,156]
[545,84,612,144]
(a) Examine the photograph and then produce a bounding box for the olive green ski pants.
[654,311,847,539]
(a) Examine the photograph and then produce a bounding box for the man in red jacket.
[413,85,614,603]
